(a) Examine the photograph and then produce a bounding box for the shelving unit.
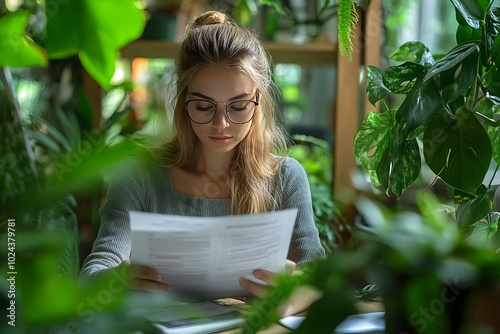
[120,40,337,65]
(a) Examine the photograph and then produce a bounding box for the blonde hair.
[156,10,289,214]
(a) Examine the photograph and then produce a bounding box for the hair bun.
[191,10,228,28]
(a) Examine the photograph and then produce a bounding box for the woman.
[80,10,325,297]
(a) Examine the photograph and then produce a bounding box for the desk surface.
[217,300,384,334]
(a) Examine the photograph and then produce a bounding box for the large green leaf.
[423,42,480,83]
[0,10,47,67]
[479,99,500,163]
[440,50,478,103]
[376,131,421,198]
[456,185,499,230]
[389,41,434,66]
[395,79,441,135]
[456,23,483,44]
[366,66,390,106]
[45,0,145,90]
[354,110,395,171]
[483,64,500,97]
[383,62,426,95]
[451,0,490,29]
[491,34,500,65]
[423,107,492,194]
[485,7,500,48]
[45,138,145,198]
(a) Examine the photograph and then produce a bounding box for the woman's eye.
[195,102,215,112]
[228,102,249,112]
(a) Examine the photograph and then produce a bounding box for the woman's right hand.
[121,259,170,292]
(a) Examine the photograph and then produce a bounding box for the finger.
[239,277,268,297]
[278,285,322,316]
[131,264,163,282]
[253,269,275,284]
[121,260,162,282]
[285,260,296,273]
[132,278,170,292]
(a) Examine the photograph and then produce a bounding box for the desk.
[217,300,384,334]
[220,324,289,334]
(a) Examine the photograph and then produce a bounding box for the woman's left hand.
[239,260,321,316]
[239,260,296,297]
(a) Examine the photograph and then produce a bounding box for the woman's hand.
[238,260,321,316]
[239,260,296,297]
[121,259,170,292]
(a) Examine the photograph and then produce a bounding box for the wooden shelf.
[120,40,337,65]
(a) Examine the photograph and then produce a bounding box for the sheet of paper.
[130,208,298,299]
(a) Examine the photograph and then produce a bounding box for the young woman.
[80,10,325,297]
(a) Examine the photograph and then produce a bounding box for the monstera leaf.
[46,0,145,90]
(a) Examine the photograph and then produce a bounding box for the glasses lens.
[226,101,255,123]
[187,100,216,123]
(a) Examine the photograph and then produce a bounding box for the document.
[130,208,298,299]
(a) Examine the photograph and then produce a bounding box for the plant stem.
[488,162,499,188]
[0,67,39,181]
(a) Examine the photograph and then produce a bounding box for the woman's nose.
[211,104,230,129]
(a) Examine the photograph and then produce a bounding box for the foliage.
[228,0,364,57]
[288,134,343,254]
[354,0,500,238]
[46,0,144,90]
[337,0,359,60]
[241,191,500,333]
[1,1,144,88]
[0,10,47,67]
[0,2,176,332]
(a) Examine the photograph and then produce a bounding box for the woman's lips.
[209,136,232,144]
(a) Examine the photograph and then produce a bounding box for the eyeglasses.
[185,93,259,124]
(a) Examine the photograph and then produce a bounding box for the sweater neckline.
[164,167,230,202]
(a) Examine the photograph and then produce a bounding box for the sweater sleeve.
[280,157,326,266]
[79,162,147,281]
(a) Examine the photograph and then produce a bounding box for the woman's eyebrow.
[188,92,252,101]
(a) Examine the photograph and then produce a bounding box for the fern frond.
[338,0,359,60]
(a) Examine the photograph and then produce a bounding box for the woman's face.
[186,65,257,157]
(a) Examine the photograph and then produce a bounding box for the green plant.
[288,134,343,254]
[0,2,178,333]
[221,0,363,59]
[240,191,500,334]
[354,0,500,240]
[238,2,500,333]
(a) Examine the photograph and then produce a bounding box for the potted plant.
[350,0,500,328]
[0,3,179,333]
[237,1,500,333]
[354,0,500,239]
[240,190,500,334]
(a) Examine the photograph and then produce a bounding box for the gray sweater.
[79,156,325,280]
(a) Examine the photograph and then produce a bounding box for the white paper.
[130,208,298,299]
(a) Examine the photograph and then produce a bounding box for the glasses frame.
[185,93,260,124]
